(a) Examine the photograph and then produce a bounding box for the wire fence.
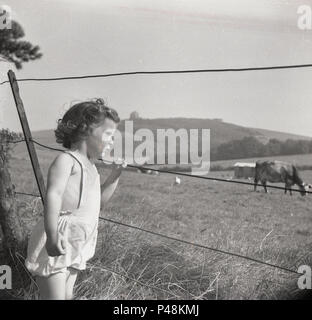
[7,138,304,275]
[98,217,300,275]
[3,62,310,295]
[15,191,41,198]
[14,138,312,195]
[1,63,312,86]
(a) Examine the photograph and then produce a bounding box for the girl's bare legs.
[36,272,67,300]
[36,268,78,300]
[65,268,78,300]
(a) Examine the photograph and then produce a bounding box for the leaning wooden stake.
[7,70,46,203]
[0,70,47,295]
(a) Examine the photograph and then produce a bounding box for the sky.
[1,0,312,137]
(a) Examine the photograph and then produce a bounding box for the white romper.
[25,150,101,277]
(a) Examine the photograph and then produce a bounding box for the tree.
[0,20,42,69]
[281,139,299,155]
[264,138,282,156]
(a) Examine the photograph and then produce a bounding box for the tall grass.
[2,160,312,300]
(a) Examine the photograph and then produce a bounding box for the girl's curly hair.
[55,98,120,149]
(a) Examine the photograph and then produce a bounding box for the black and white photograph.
[0,0,312,305]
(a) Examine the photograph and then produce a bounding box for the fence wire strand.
[98,217,300,275]
[15,191,41,198]
[11,138,312,195]
[13,188,301,275]
[11,139,304,275]
[14,186,301,275]
[1,63,312,85]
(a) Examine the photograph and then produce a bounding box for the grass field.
[2,145,312,300]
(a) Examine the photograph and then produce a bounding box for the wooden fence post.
[7,70,46,204]
[0,70,47,296]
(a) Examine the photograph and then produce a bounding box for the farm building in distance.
[234,162,256,179]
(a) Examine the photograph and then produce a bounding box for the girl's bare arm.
[44,153,73,256]
[100,162,126,208]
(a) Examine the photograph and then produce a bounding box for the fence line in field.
[98,217,300,275]
[1,63,312,86]
[13,189,302,275]
[3,139,26,144]
[10,139,303,275]
[3,65,309,297]
[13,189,301,275]
[6,139,306,295]
[15,191,41,198]
[10,138,312,195]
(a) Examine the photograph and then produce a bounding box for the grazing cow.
[254,160,307,196]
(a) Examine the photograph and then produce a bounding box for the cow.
[254,160,307,196]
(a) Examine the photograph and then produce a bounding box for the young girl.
[25,98,126,300]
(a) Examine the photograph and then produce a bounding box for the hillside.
[246,127,311,144]
[30,117,311,148]
[9,118,311,164]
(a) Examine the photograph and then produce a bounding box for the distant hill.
[246,127,311,144]
[10,118,310,163]
[117,118,311,147]
[28,117,311,150]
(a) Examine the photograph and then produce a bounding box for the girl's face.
[85,118,117,159]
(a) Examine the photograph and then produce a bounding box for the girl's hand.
[109,158,127,180]
[112,158,127,170]
[101,141,114,159]
[100,158,127,206]
[46,236,66,257]
[108,158,127,182]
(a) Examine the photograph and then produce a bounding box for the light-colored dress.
[25,150,101,277]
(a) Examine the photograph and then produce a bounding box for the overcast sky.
[1,0,312,136]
